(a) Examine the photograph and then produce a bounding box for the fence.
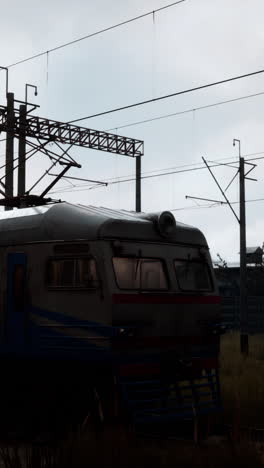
[221,296,264,334]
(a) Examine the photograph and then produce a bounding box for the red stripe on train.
[112,294,221,305]
[118,358,219,377]
[118,362,160,377]
[112,335,219,350]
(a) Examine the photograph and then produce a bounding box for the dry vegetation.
[0,430,262,468]
[1,332,264,467]
[220,331,264,428]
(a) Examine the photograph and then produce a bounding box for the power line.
[49,153,264,195]
[106,90,264,131]
[49,162,230,194]
[51,150,264,190]
[68,68,264,124]
[50,154,264,194]
[7,0,186,69]
[50,156,214,193]
[103,150,264,183]
[90,150,264,182]
[170,196,264,212]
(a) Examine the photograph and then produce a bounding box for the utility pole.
[18,105,26,197]
[136,156,141,212]
[234,139,248,354]
[17,84,38,199]
[5,92,15,211]
[186,141,256,355]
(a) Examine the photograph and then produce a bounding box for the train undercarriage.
[0,349,222,442]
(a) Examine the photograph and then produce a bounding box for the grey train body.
[0,202,222,427]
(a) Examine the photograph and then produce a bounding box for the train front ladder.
[115,364,222,433]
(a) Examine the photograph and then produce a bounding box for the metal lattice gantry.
[0,105,144,157]
[0,85,144,211]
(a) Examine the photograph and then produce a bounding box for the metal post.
[25,84,38,104]
[5,92,15,211]
[0,66,9,97]
[136,156,141,212]
[239,155,248,354]
[18,105,27,198]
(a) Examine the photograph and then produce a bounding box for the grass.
[1,332,264,467]
[220,331,264,428]
[0,429,262,468]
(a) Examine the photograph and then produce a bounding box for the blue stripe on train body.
[1,305,113,361]
[1,304,219,364]
[30,306,113,361]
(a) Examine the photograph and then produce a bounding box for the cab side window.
[47,258,98,289]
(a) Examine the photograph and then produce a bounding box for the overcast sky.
[0,0,264,262]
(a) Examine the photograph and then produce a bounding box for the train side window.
[76,259,97,287]
[61,260,75,286]
[113,257,168,290]
[47,258,98,289]
[174,260,212,292]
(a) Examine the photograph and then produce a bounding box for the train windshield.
[113,257,168,290]
[174,259,212,292]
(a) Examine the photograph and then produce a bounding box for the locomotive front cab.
[110,241,221,365]
[107,235,222,425]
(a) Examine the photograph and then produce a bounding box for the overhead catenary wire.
[2,90,263,180]
[76,150,264,181]
[2,147,261,188]
[106,90,264,132]
[49,150,264,194]
[48,153,264,195]
[48,163,229,194]
[170,197,264,212]
[68,67,264,124]
[7,0,186,69]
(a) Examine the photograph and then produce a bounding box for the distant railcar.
[0,202,222,428]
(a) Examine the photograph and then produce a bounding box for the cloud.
[1,0,264,262]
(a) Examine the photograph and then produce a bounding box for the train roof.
[0,202,208,247]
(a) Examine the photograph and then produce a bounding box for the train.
[0,201,223,431]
